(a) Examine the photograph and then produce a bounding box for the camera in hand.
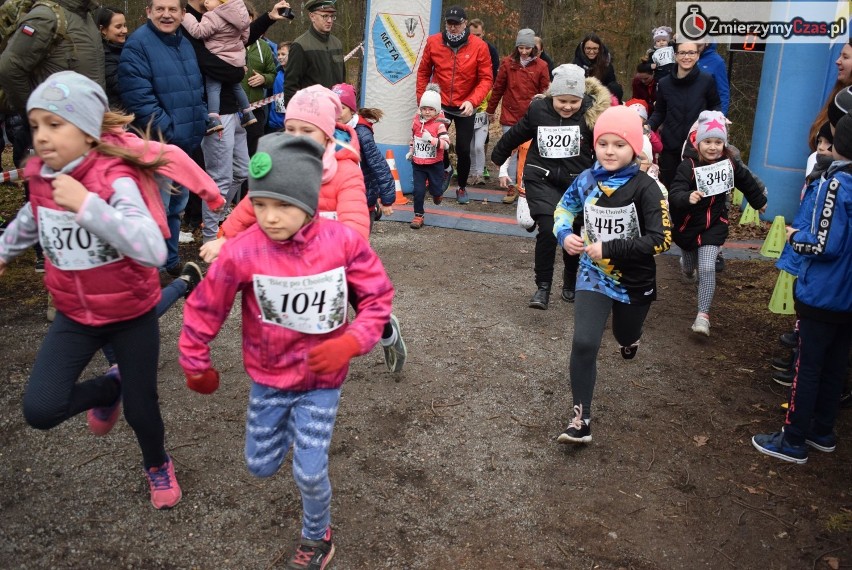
[278,6,294,19]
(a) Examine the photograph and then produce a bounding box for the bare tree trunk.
[520,0,544,34]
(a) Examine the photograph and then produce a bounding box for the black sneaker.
[178,262,204,297]
[805,431,837,453]
[779,331,798,349]
[715,252,725,272]
[620,343,639,360]
[528,283,550,310]
[772,368,795,387]
[286,528,335,569]
[165,262,183,278]
[770,352,794,371]
[34,258,45,272]
[561,284,575,302]
[557,405,591,444]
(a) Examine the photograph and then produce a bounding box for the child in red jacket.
[180,133,394,569]
[407,83,450,229]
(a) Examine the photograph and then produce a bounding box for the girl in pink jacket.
[179,133,394,569]
[0,72,183,510]
[182,0,256,131]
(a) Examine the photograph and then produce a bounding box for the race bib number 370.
[38,208,123,270]
[254,267,348,334]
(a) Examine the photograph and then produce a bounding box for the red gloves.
[308,334,360,374]
[185,368,220,394]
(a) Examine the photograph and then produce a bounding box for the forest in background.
[114,0,764,156]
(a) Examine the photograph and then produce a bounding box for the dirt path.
[1,221,850,569]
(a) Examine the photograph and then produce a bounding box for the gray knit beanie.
[27,70,108,140]
[516,28,535,48]
[550,64,586,98]
[248,133,324,217]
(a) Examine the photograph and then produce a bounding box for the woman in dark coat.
[95,6,127,108]
[573,33,621,101]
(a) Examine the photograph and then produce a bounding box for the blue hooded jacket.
[698,43,730,115]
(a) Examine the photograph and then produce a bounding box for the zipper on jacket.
[527,164,551,177]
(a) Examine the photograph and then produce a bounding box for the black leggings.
[569,290,652,420]
[443,113,475,189]
[533,214,579,285]
[22,308,167,468]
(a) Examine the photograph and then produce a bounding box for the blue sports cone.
[733,188,744,208]
[768,270,796,315]
[760,215,787,258]
[739,203,761,226]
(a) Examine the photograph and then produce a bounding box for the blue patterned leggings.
[680,245,720,314]
[244,384,340,541]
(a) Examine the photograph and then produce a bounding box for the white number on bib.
[318,211,338,220]
[474,112,488,129]
[652,46,675,67]
[253,266,348,334]
[583,202,641,243]
[274,98,286,114]
[537,125,580,159]
[694,160,734,197]
[413,137,437,159]
[38,208,123,270]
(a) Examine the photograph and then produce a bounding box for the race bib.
[274,97,286,114]
[253,266,348,334]
[652,46,675,67]
[38,208,123,270]
[584,202,641,243]
[694,160,734,197]
[474,112,488,129]
[318,211,338,220]
[413,136,437,159]
[537,125,580,159]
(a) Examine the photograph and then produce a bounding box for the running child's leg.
[23,313,117,429]
[245,383,297,478]
[680,248,698,277]
[611,301,652,356]
[569,291,614,420]
[696,244,720,314]
[291,388,340,541]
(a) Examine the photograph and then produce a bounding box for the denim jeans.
[200,113,249,241]
[159,184,190,269]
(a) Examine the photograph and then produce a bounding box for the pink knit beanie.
[331,83,357,112]
[593,105,644,156]
[285,85,342,140]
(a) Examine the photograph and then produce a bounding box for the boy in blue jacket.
[752,113,852,464]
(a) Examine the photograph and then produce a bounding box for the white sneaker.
[179,231,195,244]
[691,314,710,336]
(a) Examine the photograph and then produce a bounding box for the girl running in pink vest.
[0,71,182,509]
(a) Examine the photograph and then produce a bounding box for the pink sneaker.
[145,456,182,509]
[87,365,121,436]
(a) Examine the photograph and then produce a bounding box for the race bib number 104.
[254,266,348,334]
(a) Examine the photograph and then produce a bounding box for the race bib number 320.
[38,208,123,270]
[253,267,348,334]
[537,125,580,159]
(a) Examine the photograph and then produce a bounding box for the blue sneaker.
[456,187,469,205]
[441,165,453,194]
[805,431,837,453]
[752,431,808,464]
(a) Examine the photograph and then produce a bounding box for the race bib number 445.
[584,202,641,243]
[694,160,734,197]
[254,267,348,334]
[537,125,580,159]
[38,208,123,270]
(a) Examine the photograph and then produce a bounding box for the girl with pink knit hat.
[553,105,672,445]
[201,85,408,374]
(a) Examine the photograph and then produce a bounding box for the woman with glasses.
[646,41,721,187]
[572,33,621,102]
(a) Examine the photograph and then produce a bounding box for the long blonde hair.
[96,111,170,172]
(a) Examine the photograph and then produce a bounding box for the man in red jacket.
[416,5,492,204]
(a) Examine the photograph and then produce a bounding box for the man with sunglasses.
[416,5,493,205]
[284,0,344,105]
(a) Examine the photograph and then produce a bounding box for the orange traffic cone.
[385,149,408,205]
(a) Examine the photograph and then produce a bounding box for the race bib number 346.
[694,160,734,197]
[254,267,348,334]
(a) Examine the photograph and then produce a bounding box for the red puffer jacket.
[416,33,493,109]
[486,56,550,126]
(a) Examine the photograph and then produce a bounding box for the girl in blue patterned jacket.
[553,105,671,445]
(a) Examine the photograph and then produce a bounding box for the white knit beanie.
[419,83,442,111]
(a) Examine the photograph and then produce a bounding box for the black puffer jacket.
[103,39,123,108]
[648,66,721,152]
[668,145,767,250]
[491,77,610,217]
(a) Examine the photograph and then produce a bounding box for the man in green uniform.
[283,0,344,105]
